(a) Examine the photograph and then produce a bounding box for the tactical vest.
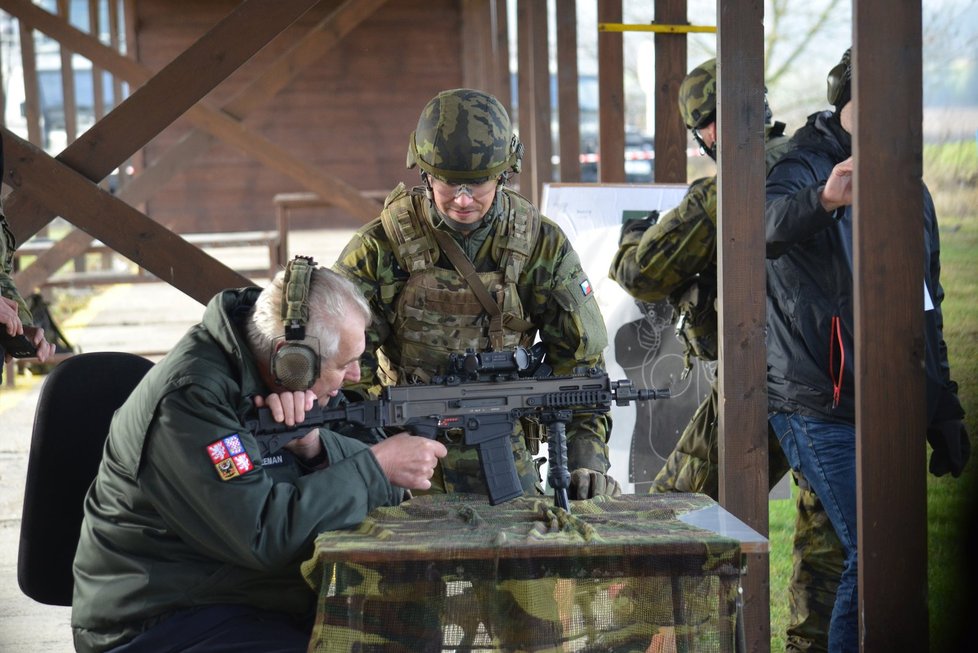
[674,121,794,372]
[379,184,541,384]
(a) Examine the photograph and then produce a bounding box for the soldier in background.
[1,135,55,377]
[609,58,843,652]
[333,88,618,648]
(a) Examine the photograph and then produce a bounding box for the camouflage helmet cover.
[406,88,523,182]
[678,58,717,130]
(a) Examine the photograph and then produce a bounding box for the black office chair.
[18,351,154,606]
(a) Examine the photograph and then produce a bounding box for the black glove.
[619,211,658,245]
[927,419,971,478]
[568,468,623,499]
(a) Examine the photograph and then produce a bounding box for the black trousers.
[108,604,312,653]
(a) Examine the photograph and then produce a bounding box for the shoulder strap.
[431,229,507,348]
[493,188,542,284]
[431,228,534,349]
[380,184,439,272]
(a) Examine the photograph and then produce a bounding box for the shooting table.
[302,493,766,652]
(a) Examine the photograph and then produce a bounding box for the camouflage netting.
[302,493,744,652]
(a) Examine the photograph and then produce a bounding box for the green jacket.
[333,185,612,474]
[71,288,401,653]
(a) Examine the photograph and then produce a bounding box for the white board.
[541,183,716,494]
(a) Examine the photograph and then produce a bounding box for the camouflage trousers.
[651,382,843,652]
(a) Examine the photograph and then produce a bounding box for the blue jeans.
[769,412,858,653]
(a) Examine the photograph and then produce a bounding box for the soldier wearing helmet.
[678,58,719,159]
[610,58,843,652]
[332,89,615,645]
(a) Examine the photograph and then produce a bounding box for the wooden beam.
[715,2,770,651]
[852,4,928,649]
[491,0,511,109]
[516,0,552,205]
[1,0,323,243]
[110,0,133,191]
[9,0,385,293]
[556,0,581,183]
[653,0,687,183]
[87,0,106,124]
[597,0,625,182]
[0,0,324,288]
[17,18,42,147]
[4,128,250,305]
[56,0,78,143]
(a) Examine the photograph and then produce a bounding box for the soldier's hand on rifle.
[23,326,55,363]
[568,468,623,499]
[371,433,448,490]
[618,210,658,245]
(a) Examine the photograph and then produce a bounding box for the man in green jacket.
[71,260,446,653]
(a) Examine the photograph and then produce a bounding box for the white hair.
[246,266,371,364]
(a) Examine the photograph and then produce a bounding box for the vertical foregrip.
[546,420,571,512]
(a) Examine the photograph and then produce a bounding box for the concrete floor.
[0,230,354,652]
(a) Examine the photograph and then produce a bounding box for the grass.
[767,138,978,651]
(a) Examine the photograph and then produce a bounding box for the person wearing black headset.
[71,257,447,653]
[765,48,968,653]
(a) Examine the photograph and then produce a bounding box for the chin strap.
[693,130,717,161]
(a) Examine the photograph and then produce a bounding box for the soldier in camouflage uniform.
[0,137,56,380]
[609,59,843,652]
[333,88,617,649]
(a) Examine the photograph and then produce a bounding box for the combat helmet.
[678,58,717,130]
[406,89,523,183]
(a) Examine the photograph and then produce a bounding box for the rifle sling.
[430,228,532,347]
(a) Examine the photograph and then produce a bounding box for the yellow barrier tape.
[598,23,717,34]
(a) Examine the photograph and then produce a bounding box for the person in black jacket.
[765,48,969,652]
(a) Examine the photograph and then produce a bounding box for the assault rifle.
[248,353,669,510]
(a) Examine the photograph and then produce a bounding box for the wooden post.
[556,0,581,183]
[852,3,928,650]
[597,0,624,182]
[653,0,687,183]
[516,0,551,205]
[715,2,770,651]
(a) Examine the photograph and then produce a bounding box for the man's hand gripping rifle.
[248,347,669,510]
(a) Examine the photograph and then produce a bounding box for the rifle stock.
[247,369,670,507]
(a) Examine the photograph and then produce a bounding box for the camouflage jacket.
[333,185,613,473]
[1,213,32,323]
[609,123,793,363]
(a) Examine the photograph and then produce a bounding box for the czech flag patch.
[206,434,254,481]
[580,278,593,297]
